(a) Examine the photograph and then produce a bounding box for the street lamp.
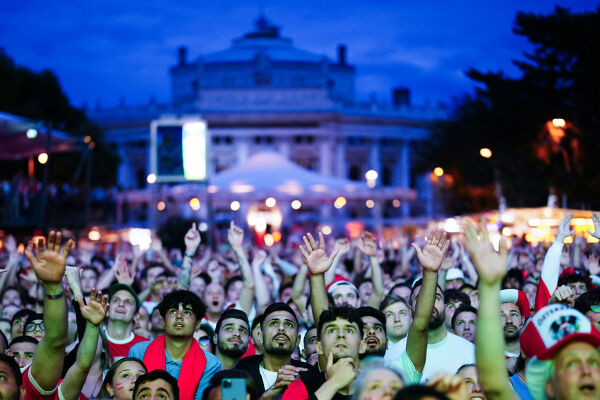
[480,148,492,158]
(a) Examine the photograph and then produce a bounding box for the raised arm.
[251,250,271,314]
[324,238,350,285]
[228,221,255,315]
[300,232,339,326]
[179,222,201,290]
[59,289,109,400]
[406,230,448,373]
[291,263,308,316]
[357,232,386,308]
[463,220,517,400]
[535,212,574,311]
[25,231,74,391]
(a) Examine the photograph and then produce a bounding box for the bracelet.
[44,288,65,300]
[185,252,195,258]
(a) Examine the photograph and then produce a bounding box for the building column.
[369,139,381,181]
[279,140,290,160]
[335,141,346,178]
[320,140,332,175]
[237,138,249,165]
[400,140,411,217]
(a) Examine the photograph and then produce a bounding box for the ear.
[316,340,323,356]
[545,378,555,399]
[19,384,26,400]
[5,349,12,356]
[256,328,263,345]
[195,320,201,332]
[106,383,115,397]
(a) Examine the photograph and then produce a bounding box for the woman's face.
[108,361,147,400]
[358,369,403,400]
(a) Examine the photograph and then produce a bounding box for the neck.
[427,325,447,344]
[263,353,291,371]
[505,339,521,354]
[206,312,220,322]
[107,320,133,340]
[165,336,193,361]
[216,350,239,370]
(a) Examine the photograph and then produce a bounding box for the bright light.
[552,118,566,128]
[26,129,37,139]
[502,227,513,236]
[480,148,492,158]
[189,197,200,211]
[264,234,274,247]
[291,200,301,210]
[366,199,375,208]
[37,153,48,164]
[334,197,347,209]
[265,197,277,208]
[156,201,166,211]
[433,167,444,177]
[322,225,332,235]
[392,199,401,208]
[443,218,461,233]
[129,228,152,251]
[255,218,267,233]
[182,121,207,180]
[365,170,378,181]
[230,201,240,211]
[199,222,208,231]
[272,232,282,242]
[84,135,92,144]
[147,173,157,184]
[88,229,101,241]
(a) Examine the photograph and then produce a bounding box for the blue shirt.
[129,339,221,400]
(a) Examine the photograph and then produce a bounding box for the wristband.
[44,288,65,300]
[185,252,195,258]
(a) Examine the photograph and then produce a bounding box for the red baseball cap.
[326,274,359,295]
[520,304,600,360]
[499,288,531,318]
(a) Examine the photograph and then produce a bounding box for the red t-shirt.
[23,366,57,400]
[105,331,148,362]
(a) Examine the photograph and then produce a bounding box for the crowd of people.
[0,210,599,400]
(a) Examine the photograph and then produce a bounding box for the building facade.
[89,16,445,225]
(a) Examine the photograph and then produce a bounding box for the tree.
[417,6,600,214]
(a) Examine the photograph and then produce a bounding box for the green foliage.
[418,6,600,214]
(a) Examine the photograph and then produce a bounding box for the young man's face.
[453,311,477,343]
[109,290,137,323]
[358,282,373,304]
[500,303,523,342]
[444,300,465,330]
[8,342,37,368]
[226,281,243,304]
[204,283,225,315]
[0,361,22,400]
[134,378,176,400]
[411,286,445,330]
[317,317,364,361]
[302,327,318,361]
[216,318,250,358]
[547,341,600,400]
[331,287,359,308]
[568,281,588,299]
[259,310,298,355]
[164,303,197,338]
[458,365,485,400]
[383,301,412,342]
[80,269,98,295]
[361,316,387,357]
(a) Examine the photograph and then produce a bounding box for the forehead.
[220,317,249,330]
[27,319,43,325]
[137,379,174,397]
[332,286,357,296]
[323,317,360,332]
[411,285,444,303]
[113,290,135,300]
[362,316,384,326]
[168,302,194,311]
[458,365,478,379]
[500,302,521,314]
[456,311,477,321]
[116,361,146,374]
[264,310,295,324]
[10,342,37,352]
[206,283,225,294]
[555,340,600,364]
[384,301,410,313]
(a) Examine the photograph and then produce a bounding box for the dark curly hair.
[158,290,206,321]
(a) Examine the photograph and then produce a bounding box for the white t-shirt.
[259,364,278,389]
[384,331,475,382]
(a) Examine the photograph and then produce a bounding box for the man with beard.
[357,307,387,361]
[384,233,474,382]
[499,289,529,359]
[235,303,314,400]
[129,290,221,400]
[104,283,147,362]
[281,306,364,400]
[213,309,250,370]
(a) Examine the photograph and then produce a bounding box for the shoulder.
[203,348,221,368]
[129,339,152,357]
[235,355,263,369]
[446,333,475,348]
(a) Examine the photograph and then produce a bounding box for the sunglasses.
[590,305,600,313]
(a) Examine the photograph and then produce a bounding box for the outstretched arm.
[228,222,255,314]
[59,289,109,400]
[406,230,448,373]
[25,231,74,391]
[291,263,308,316]
[357,232,386,308]
[300,233,339,326]
[463,220,518,400]
[252,250,271,314]
[179,223,201,290]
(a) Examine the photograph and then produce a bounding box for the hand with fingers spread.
[411,229,449,272]
[357,232,377,257]
[463,219,508,285]
[77,288,109,326]
[114,260,135,286]
[549,285,575,307]
[427,372,470,400]
[25,231,74,289]
[228,221,244,251]
[588,211,600,240]
[585,253,600,276]
[300,232,340,275]
[334,238,351,257]
[556,211,575,243]
[184,222,201,256]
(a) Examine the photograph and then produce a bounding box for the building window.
[349,165,361,181]
[382,165,393,186]
[254,72,271,85]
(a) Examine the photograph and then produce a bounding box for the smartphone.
[222,378,246,400]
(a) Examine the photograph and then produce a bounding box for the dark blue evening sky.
[0,1,596,109]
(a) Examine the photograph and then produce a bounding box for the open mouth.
[174,322,185,328]
[334,341,349,349]
[578,383,596,395]
[365,337,379,347]
[274,335,288,344]
[228,338,241,344]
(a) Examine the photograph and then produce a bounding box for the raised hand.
[77,288,109,326]
[584,253,600,276]
[184,222,201,255]
[411,229,449,272]
[252,250,267,269]
[334,238,351,256]
[299,232,339,275]
[227,221,244,250]
[463,219,508,285]
[556,212,575,243]
[588,211,600,240]
[357,232,377,257]
[24,231,74,288]
[114,259,135,286]
[549,285,575,307]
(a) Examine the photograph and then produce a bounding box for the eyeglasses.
[591,305,600,313]
[25,322,44,332]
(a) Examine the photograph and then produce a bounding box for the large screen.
[151,118,209,182]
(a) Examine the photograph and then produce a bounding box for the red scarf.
[142,335,206,400]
